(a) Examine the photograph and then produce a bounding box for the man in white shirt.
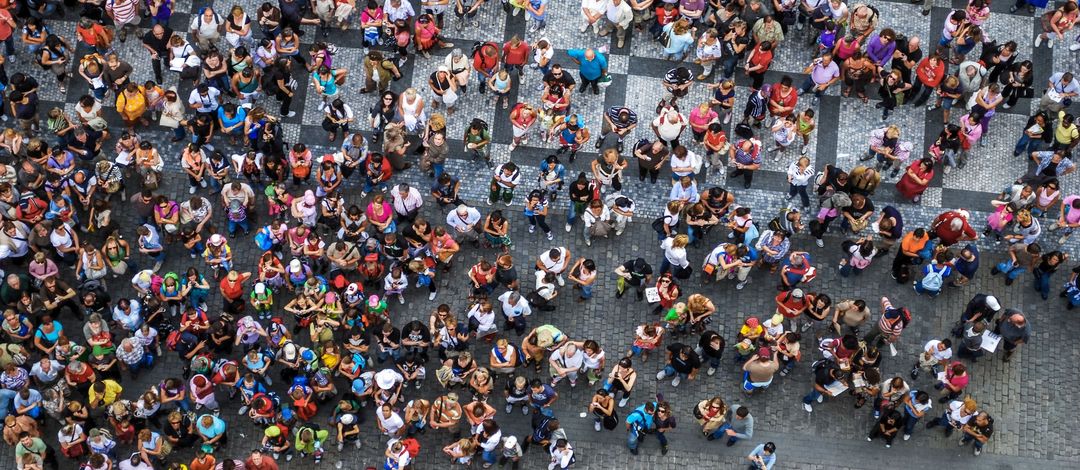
[385,0,417,24]
[497,291,531,336]
[600,0,634,48]
[446,204,482,246]
[549,343,585,387]
[536,247,570,286]
[188,84,222,116]
[391,183,424,223]
[651,107,687,148]
[188,7,225,49]
[911,338,953,379]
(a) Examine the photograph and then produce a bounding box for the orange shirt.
[900,232,929,256]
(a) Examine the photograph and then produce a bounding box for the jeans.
[527,214,551,234]
[838,263,864,277]
[0,388,15,419]
[228,219,250,236]
[914,281,941,296]
[1033,268,1052,299]
[1014,134,1043,155]
[902,412,920,436]
[364,178,388,194]
[995,260,1026,281]
[567,201,587,226]
[658,365,688,381]
[788,184,810,207]
[960,434,985,449]
[482,449,497,464]
[626,426,642,450]
[802,389,822,404]
[799,77,825,98]
[579,284,593,299]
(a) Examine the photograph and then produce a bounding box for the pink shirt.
[688,108,718,131]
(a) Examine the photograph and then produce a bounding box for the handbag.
[159,112,181,129]
[602,412,619,430]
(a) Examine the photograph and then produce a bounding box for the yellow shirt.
[89,379,123,406]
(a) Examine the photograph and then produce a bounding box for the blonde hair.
[672,234,690,248]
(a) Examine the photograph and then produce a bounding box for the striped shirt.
[106,0,140,24]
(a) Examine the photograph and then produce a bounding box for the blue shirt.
[529,384,557,407]
[748,444,776,469]
[566,49,607,80]
[196,415,226,437]
[217,106,247,132]
[625,403,656,430]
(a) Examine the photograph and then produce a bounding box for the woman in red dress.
[895,157,935,203]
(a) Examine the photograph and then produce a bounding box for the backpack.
[165,330,182,351]
[402,437,421,458]
[920,265,945,291]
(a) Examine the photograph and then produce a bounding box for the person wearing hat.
[746,441,777,469]
[428,392,464,438]
[334,411,361,451]
[446,203,481,246]
[741,347,778,395]
[498,435,524,469]
[249,282,274,320]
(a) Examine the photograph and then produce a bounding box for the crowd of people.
[0,0,1070,469]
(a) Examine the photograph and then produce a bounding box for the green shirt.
[15,437,47,462]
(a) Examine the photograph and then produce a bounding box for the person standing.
[994,310,1031,362]
[566,48,607,94]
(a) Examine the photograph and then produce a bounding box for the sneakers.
[428,291,437,301]
[1049,38,1055,48]
[565,224,572,232]
[910,367,920,380]
[522,405,529,415]
[803,403,813,412]
[706,367,715,376]
[974,448,982,456]
[815,238,825,248]
[506,403,513,414]
[1071,43,1080,51]
[816,395,823,403]
[1060,233,1072,245]
[670,376,681,387]
[594,420,602,432]
[556,275,564,286]
[529,225,536,233]
[656,370,667,380]
[337,441,344,452]
[736,280,748,290]
[619,397,630,408]
[546,232,554,241]
[1035,35,1044,48]
[903,434,911,441]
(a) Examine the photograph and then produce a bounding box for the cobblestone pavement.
[4,0,1080,469]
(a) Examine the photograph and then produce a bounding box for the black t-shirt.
[382,239,406,259]
[141,27,173,55]
[568,182,593,203]
[543,71,575,89]
[402,224,432,248]
[429,72,453,93]
[401,321,431,344]
[722,34,750,59]
[891,37,923,76]
[395,356,421,375]
[881,206,903,240]
[376,327,401,347]
[666,343,701,373]
[843,199,875,219]
[814,364,838,387]
[621,260,653,286]
[697,331,725,359]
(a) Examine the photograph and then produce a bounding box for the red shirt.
[502,42,530,66]
[472,43,500,72]
[219,275,248,301]
[774,291,808,319]
[769,85,798,116]
[932,212,977,246]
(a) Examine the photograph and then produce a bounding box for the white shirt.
[384,1,416,22]
[377,409,405,435]
[582,349,605,369]
[498,291,531,318]
[391,185,424,215]
[582,206,610,228]
[533,41,554,66]
[605,0,633,27]
[653,113,686,141]
[538,248,569,273]
[383,272,408,291]
[187,88,222,113]
[923,340,953,362]
[189,12,224,37]
[446,207,482,232]
[468,305,497,332]
[661,237,689,268]
[550,346,585,370]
